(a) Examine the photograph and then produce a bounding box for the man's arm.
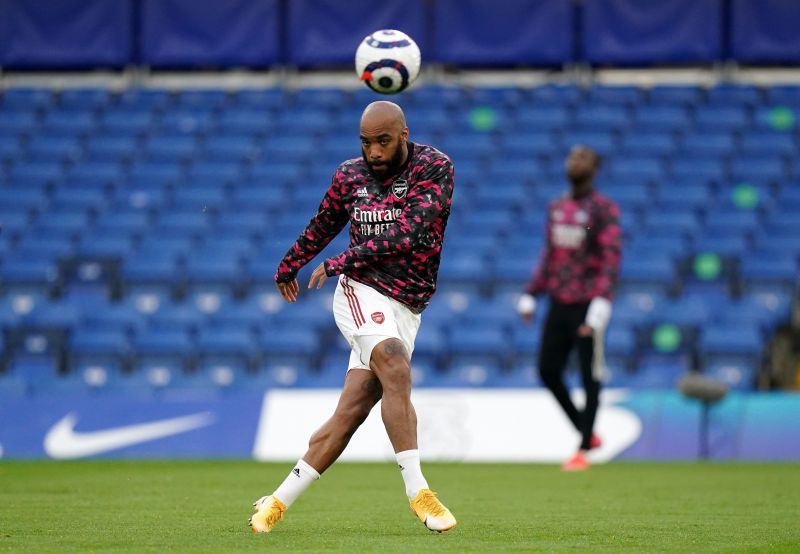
[582,200,622,333]
[587,200,622,301]
[275,169,350,284]
[323,159,453,276]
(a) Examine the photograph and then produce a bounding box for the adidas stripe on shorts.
[333,275,421,370]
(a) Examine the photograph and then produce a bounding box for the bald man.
[250,101,456,533]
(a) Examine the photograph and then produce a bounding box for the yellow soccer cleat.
[249,495,286,533]
[409,489,457,533]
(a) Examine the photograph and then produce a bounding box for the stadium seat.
[195,328,258,368]
[447,327,508,367]
[647,85,703,106]
[132,328,194,369]
[699,323,763,360]
[703,359,757,391]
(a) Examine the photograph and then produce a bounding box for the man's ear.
[401,127,409,142]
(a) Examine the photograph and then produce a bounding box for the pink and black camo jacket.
[525,191,621,304]
[275,143,454,313]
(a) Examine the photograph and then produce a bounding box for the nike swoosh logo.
[43,411,215,459]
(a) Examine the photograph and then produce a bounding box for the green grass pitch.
[1,461,798,552]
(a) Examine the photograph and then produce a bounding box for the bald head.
[359,101,410,180]
[360,101,407,132]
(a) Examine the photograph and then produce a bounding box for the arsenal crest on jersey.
[391,179,408,199]
[371,312,385,324]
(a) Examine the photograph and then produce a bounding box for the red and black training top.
[275,143,454,313]
[525,190,622,303]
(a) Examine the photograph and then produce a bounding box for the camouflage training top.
[525,190,621,303]
[275,143,454,313]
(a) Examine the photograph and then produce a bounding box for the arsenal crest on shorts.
[371,311,385,324]
[391,179,408,199]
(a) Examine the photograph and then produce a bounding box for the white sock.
[396,449,429,499]
[272,459,320,508]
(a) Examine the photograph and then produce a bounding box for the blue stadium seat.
[529,84,582,105]
[184,252,244,290]
[694,107,750,131]
[647,86,703,106]
[99,110,156,135]
[195,327,257,367]
[739,133,796,156]
[559,131,616,155]
[730,156,787,181]
[654,183,714,212]
[122,251,181,291]
[644,210,701,236]
[670,158,726,181]
[0,136,22,162]
[144,135,198,161]
[680,132,736,156]
[500,131,555,157]
[9,161,64,183]
[159,110,215,133]
[739,251,797,291]
[610,157,663,181]
[447,327,508,366]
[629,356,690,389]
[43,111,96,134]
[703,360,756,391]
[0,185,48,212]
[1,87,54,109]
[411,326,446,367]
[605,324,637,364]
[111,88,168,110]
[619,252,677,293]
[128,161,183,183]
[59,88,111,110]
[657,296,713,328]
[217,110,273,134]
[146,301,206,333]
[574,106,630,129]
[632,106,691,132]
[613,291,664,327]
[699,323,762,358]
[515,107,570,131]
[177,89,230,109]
[704,211,761,235]
[705,84,762,106]
[692,233,748,257]
[764,85,800,105]
[69,328,130,366]
[203,135,258,161]
[187,160,243,182]
[259,327,319,366]
[586,85,643,106]
[27,136,82,162]
[619,132,677,156]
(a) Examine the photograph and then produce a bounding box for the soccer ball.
[355,29,421,95]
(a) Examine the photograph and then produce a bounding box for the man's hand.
[308,262,329,290]
[276,279,299,303]
[516,294,537,324]
[583,296,612,335]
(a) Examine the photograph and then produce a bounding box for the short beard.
[365,142,405,180]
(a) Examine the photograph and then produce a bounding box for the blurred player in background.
[250,101,456,533]
[517,145,621,472]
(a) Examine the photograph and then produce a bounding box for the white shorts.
[333,275,421,370]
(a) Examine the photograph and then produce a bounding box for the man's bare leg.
[250,368,383,532]
[369,338,417,452]
[302,368,383,473]
[368,337,456,531]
